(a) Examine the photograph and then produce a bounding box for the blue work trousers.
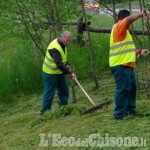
[41,72,69,113]
[111,66,136,119]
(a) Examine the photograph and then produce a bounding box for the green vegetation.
[0,32,110,103]
[1,1,150,150]
[0,13,149,103]
[0,12,113,103]
[1,73,150,150]
[0,37,43,103]
[1,0,150,103]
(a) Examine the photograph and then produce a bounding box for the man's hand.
[141,49,150,57]
[65,63,72,73]
[143,10,150,21]
[69,72,76,80]
[65,63,71,69]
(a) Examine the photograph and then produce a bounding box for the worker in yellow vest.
[109,10,150,120]
[41,31,75,115]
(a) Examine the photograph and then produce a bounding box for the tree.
[14,0,81,56]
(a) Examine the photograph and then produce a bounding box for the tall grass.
[1,13,149,104]
[67,14,113,80]
[0,33,110,103]
[67,33,110,80]
[0,38,43,103]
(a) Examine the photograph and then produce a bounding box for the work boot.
[40,110,44,116]
[129,110,136,116]
[115,114,134,120]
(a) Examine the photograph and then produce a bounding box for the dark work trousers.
[41,72,69,113]
[111,65,136,119]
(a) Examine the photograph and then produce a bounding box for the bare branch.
[94,0,117,17]
[16,0,45,56]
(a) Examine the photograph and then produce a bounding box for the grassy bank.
[0,72,150,150]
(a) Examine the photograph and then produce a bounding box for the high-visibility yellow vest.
[42,39,67,74]
[109,25,136,67]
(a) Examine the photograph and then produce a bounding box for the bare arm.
[126,12,144,26]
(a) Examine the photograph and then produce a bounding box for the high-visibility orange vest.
[109,25,136,67]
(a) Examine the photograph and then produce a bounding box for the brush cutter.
[73,77,112,115]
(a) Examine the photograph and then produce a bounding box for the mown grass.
[0,7,150,150]
[0,72,150,150]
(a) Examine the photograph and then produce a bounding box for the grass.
[0,37,43,103]
[1,2,150,149]
[0,25,111,103]
[1,71,150,150]
[1,5,150,103]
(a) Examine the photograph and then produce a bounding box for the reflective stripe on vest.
[109,25,136,67]
[110,41,134,50]
[45,55,54,63]
[43,62,57,70]
[110,49,136,57]
[42,39,67,74]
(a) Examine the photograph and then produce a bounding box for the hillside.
[1,71,150,150]
[1,1,150,150]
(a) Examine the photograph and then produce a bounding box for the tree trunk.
[76,17,84,45]
[84,27,150,35]
[81,0,99,89]
[71,80,76,103]
[112,0,116,23]
[53,1,63,33]
[141,0,150,99]
[47,0,57,38]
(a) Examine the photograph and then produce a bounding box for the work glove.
[137,49,150,57]
[68,72,76,80]
[65,63,71,72]
[65,63,70,69]
[141,49,150,57]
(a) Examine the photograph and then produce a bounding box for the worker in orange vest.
[109,10,150,120]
